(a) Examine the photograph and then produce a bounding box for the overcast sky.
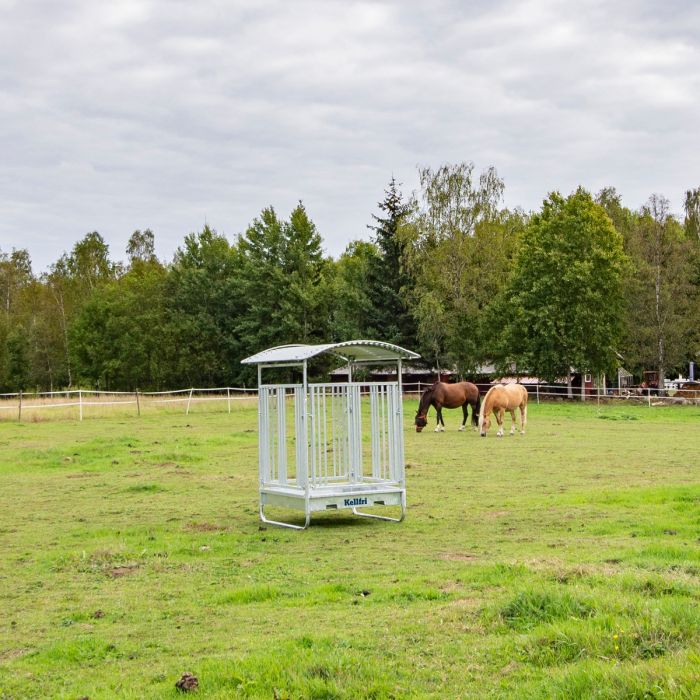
[1,0,699,271]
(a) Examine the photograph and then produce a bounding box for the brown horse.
[479,383,528,437]
[678,382,700,400]
[414,381,481,433]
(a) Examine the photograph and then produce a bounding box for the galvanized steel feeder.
[241,340,420,529]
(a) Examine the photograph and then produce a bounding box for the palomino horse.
[479,383,528,437]
[414,381,481,433]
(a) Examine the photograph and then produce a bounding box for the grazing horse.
[414,381,481,433]
[479,383,528,437]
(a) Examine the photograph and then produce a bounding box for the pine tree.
[365,178,417,348]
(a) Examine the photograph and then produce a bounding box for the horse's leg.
[520,402,527,435]
[459,404,467,431]
[435,404,445,432]
[496,408,505,437]
[509,408,517,435]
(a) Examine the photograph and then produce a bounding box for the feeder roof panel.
[241,340,420,365]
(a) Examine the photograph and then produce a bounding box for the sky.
[1,0,699,272]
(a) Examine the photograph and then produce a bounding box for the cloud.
[1,0,699,270]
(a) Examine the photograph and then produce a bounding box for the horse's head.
[479,412,490,437]
[414,412,428,433]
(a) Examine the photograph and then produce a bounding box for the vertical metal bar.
[370,385,379,479]
[259,386,269,484]
[387,385,397,482]
[379,384,387,478]
[294,386,305,486]
[277,388,287,484]
[301,361,309,492]
[353,384,363,482]
[186,388,193,415]
[396,360,405,485]
[322,388,328,484]
[269,388,276,482]
[317,387,323,485]
[227,387,231,414]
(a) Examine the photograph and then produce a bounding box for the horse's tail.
[478,388,488,432]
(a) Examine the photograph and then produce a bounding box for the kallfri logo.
[344,497,368,506]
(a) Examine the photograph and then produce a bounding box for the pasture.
[0,400,699,699]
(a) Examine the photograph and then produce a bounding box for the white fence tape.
[0,381,696,422]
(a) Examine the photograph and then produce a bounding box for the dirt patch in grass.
[109,565,140,578]
[185,522,228,532]
[441,552,480,562]
[0,648,30,661]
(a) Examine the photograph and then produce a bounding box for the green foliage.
[164,224,242,387]
[236,203,331,382]
[364,177,417,348]
[621,195,698,386]
[504,188,627,382]
[2,174,700,393]
[404,162,524,372]
[71,261,168,389]
[329,240,381,340]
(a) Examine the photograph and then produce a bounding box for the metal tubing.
[260,502,310,530]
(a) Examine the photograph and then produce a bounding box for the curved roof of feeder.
[241,340,420,365]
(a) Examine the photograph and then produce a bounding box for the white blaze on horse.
[414,381,481,433]
[478,383,528,437]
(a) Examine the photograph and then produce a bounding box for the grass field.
[1,400,699,699]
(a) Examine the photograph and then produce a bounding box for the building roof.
[241,340,420,366]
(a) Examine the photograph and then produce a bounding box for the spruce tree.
[365,178,417,349]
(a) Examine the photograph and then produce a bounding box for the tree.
[504,188,627,393]
[622,194,697,389]
[236,204,331,382]
[127,229,158,267]
[164,225,241,387]
[684,188,700,241]
[402,162,520,372]
[71,262,169,390]
[364,177,417,348]
[329,241,380,341]
[279,202,330,343]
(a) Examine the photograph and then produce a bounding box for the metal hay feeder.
[241,340,420,529]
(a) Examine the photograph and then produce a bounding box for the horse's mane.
[417,384,436,415]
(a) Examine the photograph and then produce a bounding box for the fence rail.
[0,382,697,423]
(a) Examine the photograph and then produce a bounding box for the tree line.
[1,163,699,393]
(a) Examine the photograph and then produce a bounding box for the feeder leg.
[352,496,406,523]
[259,502,311,530]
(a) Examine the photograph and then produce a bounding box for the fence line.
[0,381,696,423]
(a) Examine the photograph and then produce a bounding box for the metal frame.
[242,341,418,529]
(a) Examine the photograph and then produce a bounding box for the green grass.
[0,400,699,698]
